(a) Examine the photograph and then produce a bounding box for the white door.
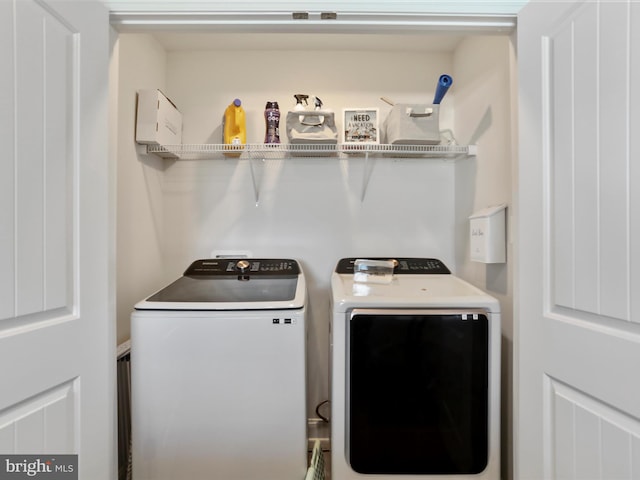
[0,1,114,478]
[517,0,640,479]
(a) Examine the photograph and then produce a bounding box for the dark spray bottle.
[264,101,280,144]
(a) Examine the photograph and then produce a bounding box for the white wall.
[452,35,514,480]
[167,49,455,145]
[116,33,464,416]
[114,33,515,463]
[114,34,168,344]
[162,46,458,418]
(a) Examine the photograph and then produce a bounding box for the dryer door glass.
[348,310,489,474]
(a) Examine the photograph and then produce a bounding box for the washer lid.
[135,258,306,310]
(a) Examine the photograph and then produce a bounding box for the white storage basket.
[383,104,440,145]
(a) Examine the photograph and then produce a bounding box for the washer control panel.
[335,257,450,275]
[185,258,300,276]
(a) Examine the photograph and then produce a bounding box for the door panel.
[0,380,77,453]
[15,0,47,317]
[44,6,73,312]
[0,2,15,322]
[572,2,598,315]
[12,0,74,320]
[0,1,113,478]
[596,2,630,322]
[549,0,632,321]
[517,1,640,478]
[549,380,640,480]
[631,2,640,327]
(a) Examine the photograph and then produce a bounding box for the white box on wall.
[135,89,182,146]
[469,204,507,263]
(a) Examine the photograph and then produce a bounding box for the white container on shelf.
[383,104,441,145]
[135,89,182,147]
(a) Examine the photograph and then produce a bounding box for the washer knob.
[236,260,251,273]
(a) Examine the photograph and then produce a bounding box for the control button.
[273,319,280,324]
[236,259,251,273]
[284,318,292,324]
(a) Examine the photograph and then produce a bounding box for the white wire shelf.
[145,143,477,160]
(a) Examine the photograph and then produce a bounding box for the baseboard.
[307,417,330,451]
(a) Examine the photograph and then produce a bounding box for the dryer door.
[348,308,489,475]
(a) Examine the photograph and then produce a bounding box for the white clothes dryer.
[330,258,501,480]
[131,258,307,480]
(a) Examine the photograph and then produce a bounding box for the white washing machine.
[131,258,307,480]
[330,258,501,480]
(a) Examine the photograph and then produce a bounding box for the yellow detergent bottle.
[223,98,246,157]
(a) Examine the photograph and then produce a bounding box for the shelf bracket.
[249,156,263,206]
[360,150,375,202]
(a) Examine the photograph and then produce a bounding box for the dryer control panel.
[335,257,450,275]
[185,258,300,276]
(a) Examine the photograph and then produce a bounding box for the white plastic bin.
[383,104,440,145]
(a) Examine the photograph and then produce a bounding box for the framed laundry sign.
[342,108,379,144]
